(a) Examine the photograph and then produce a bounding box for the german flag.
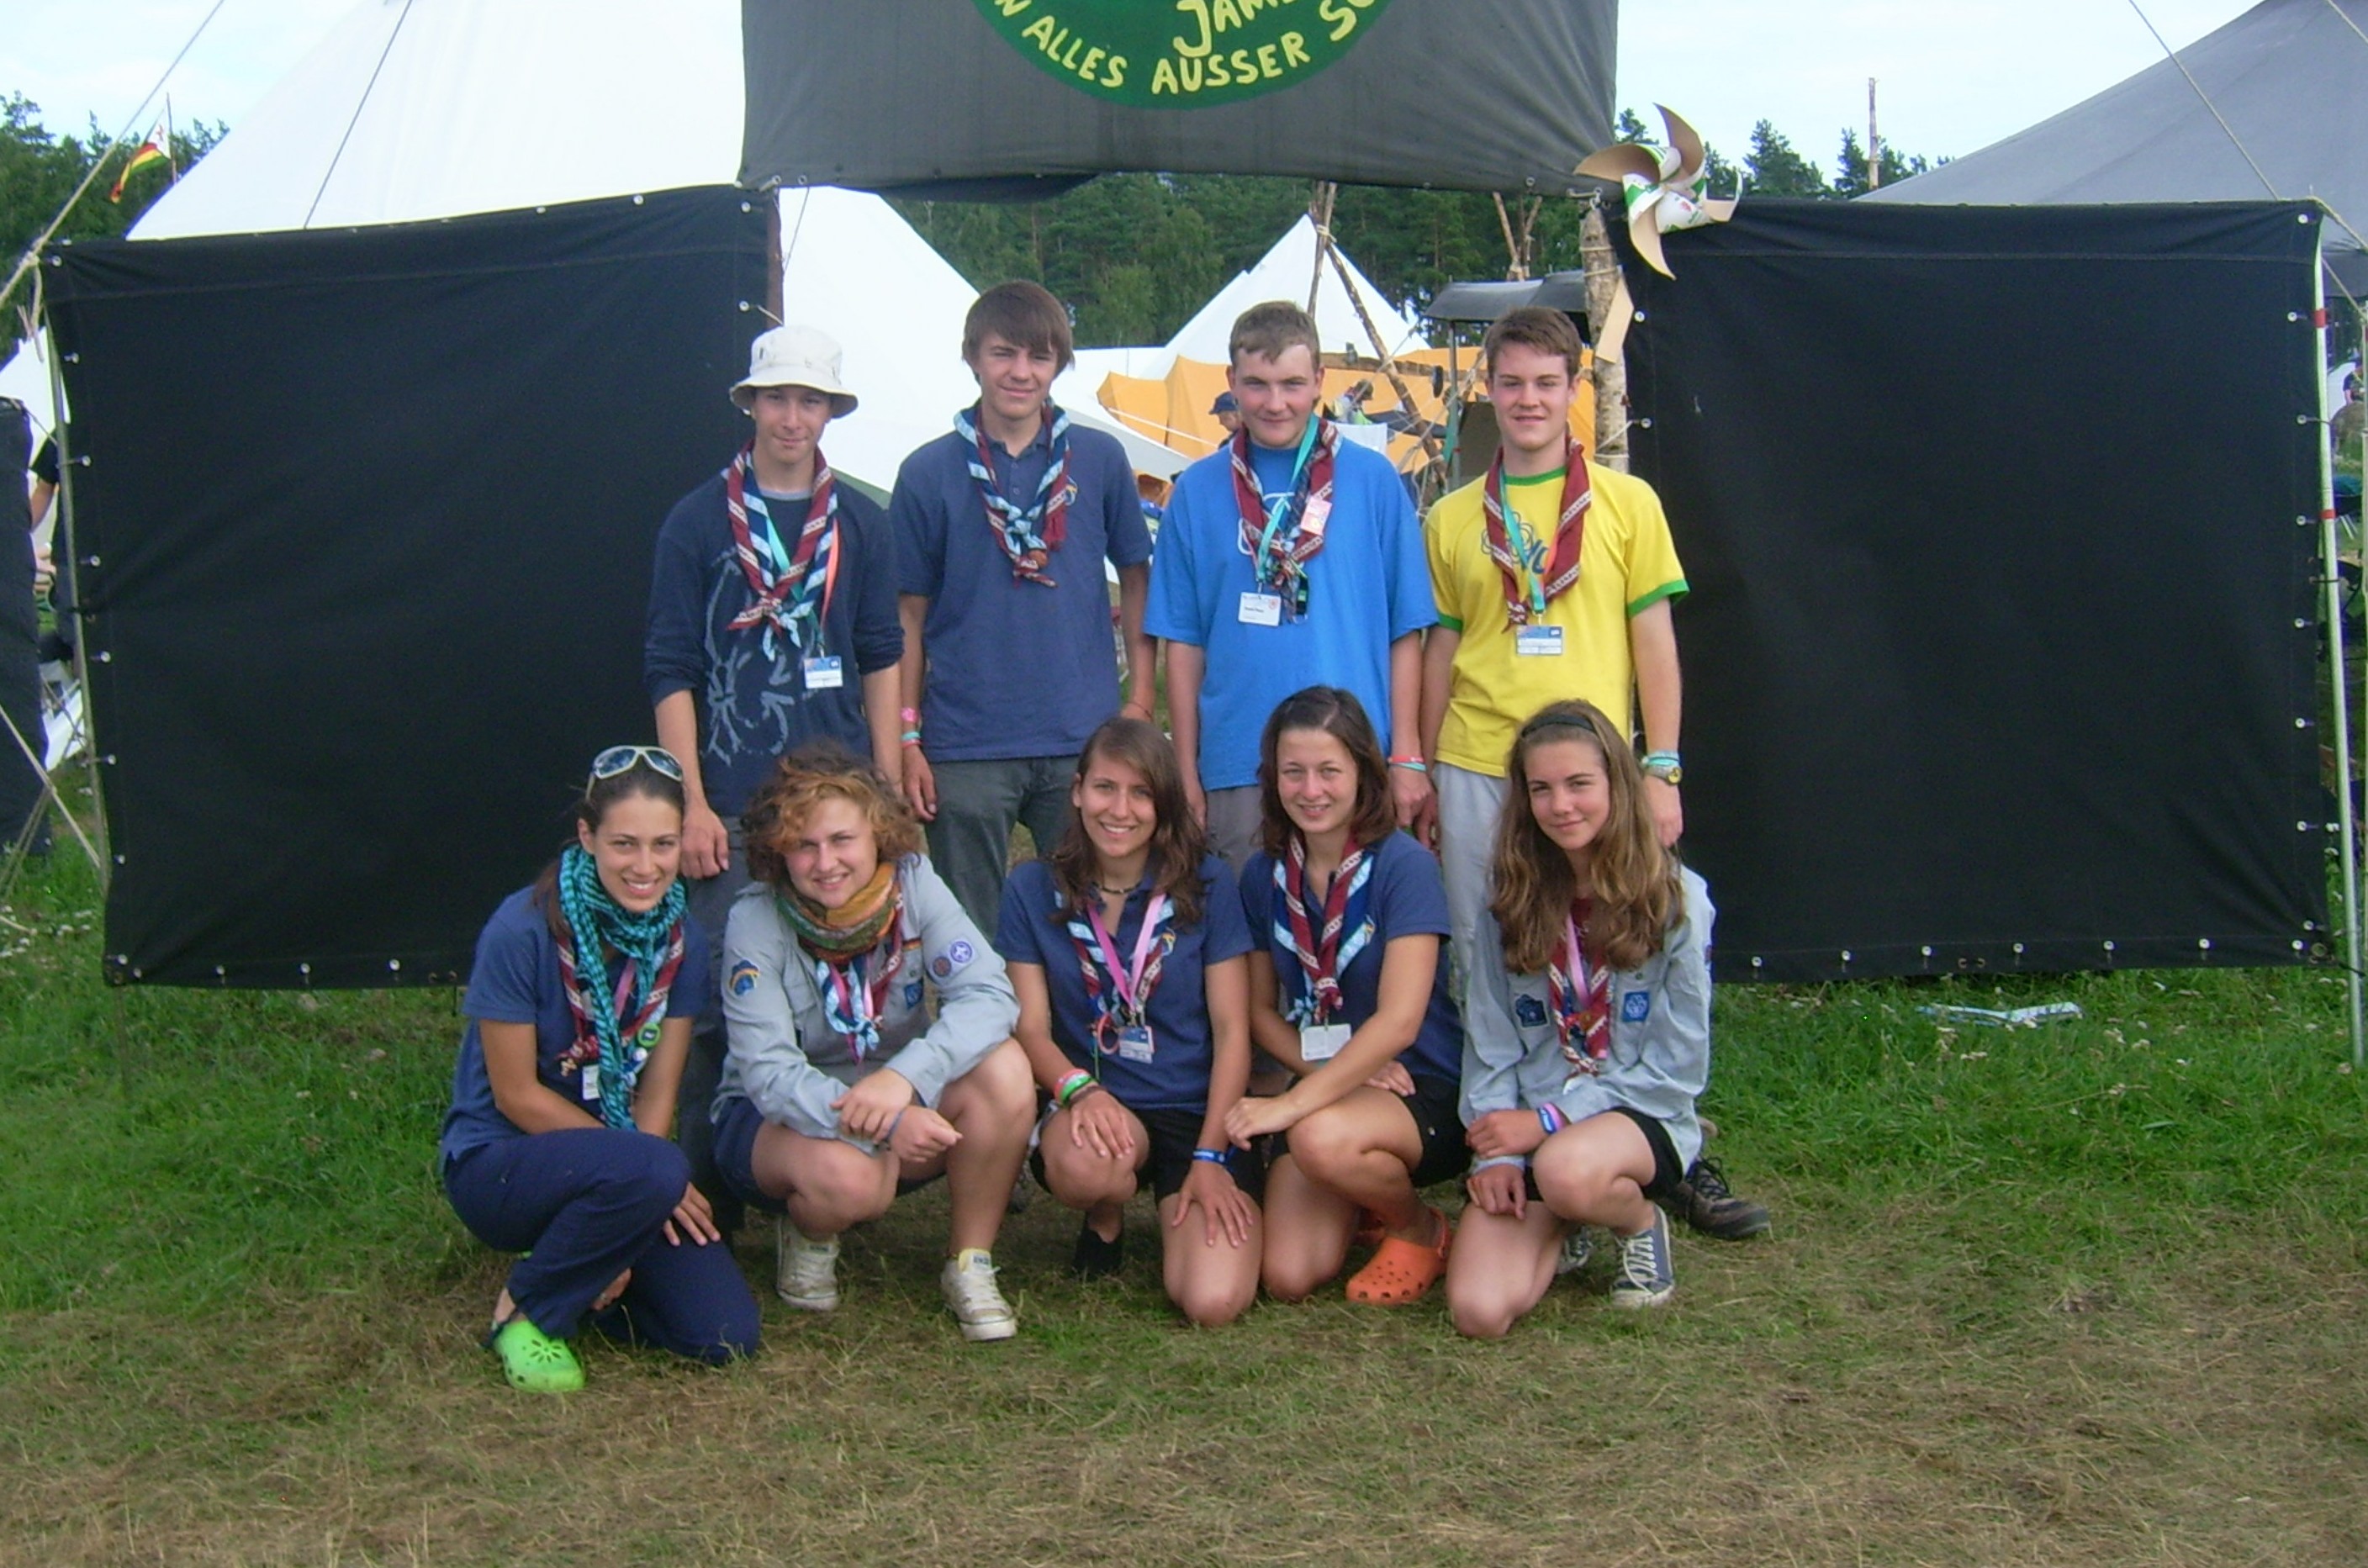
[107,119,172,203]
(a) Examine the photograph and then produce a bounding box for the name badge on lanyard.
[1086,893,1169,1059]
[1514,625,1565,657]
[802,655,845,689]
[1299,1022,1351,1062]
[579,1063,601,1101]
[1239,591,1283,626]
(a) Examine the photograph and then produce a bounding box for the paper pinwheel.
[1576,106,1739,279]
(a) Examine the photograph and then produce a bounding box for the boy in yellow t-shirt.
[1418,305,1769,1242]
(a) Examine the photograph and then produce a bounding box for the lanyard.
[1084,892,1168,1018]
[1501,492,1548,620]
[1255,416,1323,565]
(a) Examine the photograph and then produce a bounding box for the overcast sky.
[3,0,2267,174]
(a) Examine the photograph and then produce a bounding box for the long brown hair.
[740,742,923,891]
[532,751,687,938]
[1047,716,1208,926]
[1255,685,1398,860]
[1488,700,1679,974]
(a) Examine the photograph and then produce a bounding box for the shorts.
[1030,1097,1266,1205]
[1523,1104,1684,1205]
[711,1094,939,1216]
[1398,1074,1471,1190]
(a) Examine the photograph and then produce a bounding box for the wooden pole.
[1580,200,1629,472]
[1868,78,1882,191]
[1306,181,1338,316]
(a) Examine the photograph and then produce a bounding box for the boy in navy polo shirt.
[644,325,904,1218]
[1147,302,1436,868]
[891,282,1157,929]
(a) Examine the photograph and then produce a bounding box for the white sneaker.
[775,1216,840,1311]
[940,1249,1018,1343]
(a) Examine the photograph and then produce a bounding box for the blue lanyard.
[1255,417,1323,567]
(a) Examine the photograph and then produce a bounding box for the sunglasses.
[588,745,684,786]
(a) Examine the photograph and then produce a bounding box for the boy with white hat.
[644,325,904,1219]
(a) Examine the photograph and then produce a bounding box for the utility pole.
[1868,77,1881,190]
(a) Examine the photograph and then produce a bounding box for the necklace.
[1094,882,1134,897]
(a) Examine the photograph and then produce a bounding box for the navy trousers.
[444,1127,759,1365]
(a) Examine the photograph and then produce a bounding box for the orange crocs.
[1344,1208,1452,1306]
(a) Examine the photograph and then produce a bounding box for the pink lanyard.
[1085,892,1168,1017]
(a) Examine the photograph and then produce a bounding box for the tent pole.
[45,290,111,898]
[2313,234,2364,1066]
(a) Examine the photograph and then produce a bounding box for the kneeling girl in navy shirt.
[1448,700,1714,1338]
[996,716,1262,1326]
[439,747,758,1393]
[711,744,1034,1344]
[1226,688,1466,1307]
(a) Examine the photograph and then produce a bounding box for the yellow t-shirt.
[1424,462,1686,777]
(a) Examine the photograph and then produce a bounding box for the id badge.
[1116,1023,1156,1063]
[1238,592,1283,626]
[579,1064,601,1101]
[1299,1022,1351,1063]
[802,655,846,690]
[1514,625,1565,657]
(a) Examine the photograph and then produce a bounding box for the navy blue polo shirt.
[995,854,1253,1115]
[1240,831,1462,1087]
[441,887,712,1161]
[890,414,1152,762]
[644,473,902,820]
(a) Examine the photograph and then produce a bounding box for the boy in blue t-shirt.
[1145,302,1436,868]
[891,282,1156,929]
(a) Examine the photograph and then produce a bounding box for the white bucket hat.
[732,324,859,417]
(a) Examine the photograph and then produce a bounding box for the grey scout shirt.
[1460,866,1715,1174]
[716,854,1018,1146]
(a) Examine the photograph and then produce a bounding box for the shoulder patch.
[1514,995,1549,1029]
[931,939,975,979]
[728,959,760,998]
[1621,990,1652,1024]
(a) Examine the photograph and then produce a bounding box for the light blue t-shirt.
[1146,430,1435,791]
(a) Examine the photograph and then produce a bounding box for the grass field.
[3,836,2365,1566]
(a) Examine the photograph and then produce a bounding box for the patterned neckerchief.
[1546,897,1612,1074]
[1229,420,1337,619]
[1271,836,1377,1026]
[722,442,839,657]
[552,846,689,1129]
[956,403,1073,587]
[1480,441,1591,625]
[1063,881,1176,1056]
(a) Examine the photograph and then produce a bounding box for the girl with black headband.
[439,747,758,1392]
[1446,700,1715,1338]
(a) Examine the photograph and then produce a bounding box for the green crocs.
[489,1316,584,1394]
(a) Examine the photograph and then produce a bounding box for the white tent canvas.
[16,0,1181,486]
[1163,214,1420,368]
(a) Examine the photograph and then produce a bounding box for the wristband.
[1388,755,1429,773]
[1191,1147,1229,1164]
[1537,1104,1566,1138]
[900,729,923,747]
[1054,1069,1095,1109]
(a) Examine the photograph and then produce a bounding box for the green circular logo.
[971,0,1398,109]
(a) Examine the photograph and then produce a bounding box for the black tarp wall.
[45,187,770,985]
[1625,200,2330,980]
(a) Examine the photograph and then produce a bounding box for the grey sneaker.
[1610,1206,1676,1309]
[941,1249,1018,1343]
[1672,1157,1772,1240]
[775,1216,841,1311]
[1555,1227,1594,1277]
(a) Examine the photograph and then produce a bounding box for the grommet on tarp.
[632,193,646,205]
[388,958,402,974]
[299,961,312,988]
[1750,956,1763,970]
[214,964,226,985]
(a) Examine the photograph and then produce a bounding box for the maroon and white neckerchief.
[1546,898,1611,1075]
[722,442,838,656]
[1230,420,1338,619]
[956,403,1074,587]
[1273,836,1375,1026]
[1480,438,1591,625]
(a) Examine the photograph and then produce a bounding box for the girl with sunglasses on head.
[710,743,1034,1343]
[439,746,758,1394]
[1446,700,1714,1338]
[1224,688,1467,1307]
[996,716,1263,1326]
